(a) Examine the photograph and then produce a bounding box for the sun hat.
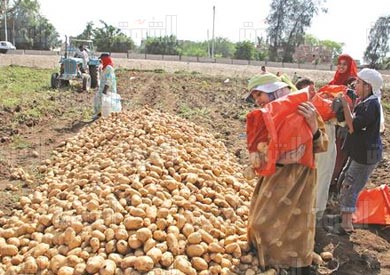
[244,73,289,101]
[357,68,383,97]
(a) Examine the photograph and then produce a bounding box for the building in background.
[293,44,332,64]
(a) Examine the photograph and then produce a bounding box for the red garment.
[329,54,358,85]
[101,56,114,69]
[246,91,314,176]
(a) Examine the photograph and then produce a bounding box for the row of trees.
[1,0,389,68]
[0,0,60,49]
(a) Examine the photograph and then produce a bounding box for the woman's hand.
[298,102,318,134]
[249,152,266,169]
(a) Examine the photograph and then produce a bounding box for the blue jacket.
[342,95,382,164]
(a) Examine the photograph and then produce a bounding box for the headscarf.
[329,54,358,85]
[101,55,114,70]
[245,73,293,102]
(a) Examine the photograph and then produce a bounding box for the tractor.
[51,36,100,91]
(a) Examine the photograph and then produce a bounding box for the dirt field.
[0,60,389,274]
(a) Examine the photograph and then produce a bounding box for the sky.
[38,0,389,62]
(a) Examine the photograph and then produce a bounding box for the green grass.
[0,66,59,123]
[11,135,31,150]
[178,104,210,119]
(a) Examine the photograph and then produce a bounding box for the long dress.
[247,116,328,269]
[93,65,117,115]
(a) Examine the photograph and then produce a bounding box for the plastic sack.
[102,92,122,117]
[311,85,357,122]
[246,89,314,176]
[353,184,390,225]
[311,93,335,121]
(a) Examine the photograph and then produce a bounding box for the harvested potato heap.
[0,108,261,275]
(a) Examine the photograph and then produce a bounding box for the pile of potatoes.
[0,109,264,274]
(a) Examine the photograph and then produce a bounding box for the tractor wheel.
[82,74,91,91]
[60,80,70,87]
[51,73,60,89]
[89,65,98,88]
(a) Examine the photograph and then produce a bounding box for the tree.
[320,39,343,62]
[364,15,390,68]
[178,40,208,57]
[92,20,135,52]
[255,36,269,61]
[76,21,94,40]
[142,35,179,55]
[304,34,344,62]
[304,34,319,46]
[266,0,327,62]
[1,0,60,49]
[234,41,256,60]
[214,37,235,58]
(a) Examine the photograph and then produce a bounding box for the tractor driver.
[75,45,89,73]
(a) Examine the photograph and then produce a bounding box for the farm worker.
[75,45,89,73]
[331,68,383,234]
[245,73,328,275]
[329,54,358,87]
[296,78,337,221]
[93,53,117,120]
[329,54,358,191]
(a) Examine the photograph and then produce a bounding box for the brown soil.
[0,67,389,274]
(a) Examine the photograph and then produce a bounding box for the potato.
[191,257,208,271]
[32,243,50,257]
[50,254,67,273]
[320,251,333,261]
[186,244,205,257]
[128,235,142,249]
[0,244,18,257]
[174,256,196,275]
[124,217,144,230]
[121,256,137,269]
[160,252,174,267]
[187,232,202,244]
[136,228,152,242]
[146,247,162,264]
[100,259,116,275]
[21,257,38,274]
[74,263,86,275]
[57,266,74,275]
[133,256,154,272]
[86,255,105,273]
[312,252,324,265]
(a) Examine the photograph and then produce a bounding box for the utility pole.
[3,0,8,41]
[211,5,215,59]
[207,29,210,57]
